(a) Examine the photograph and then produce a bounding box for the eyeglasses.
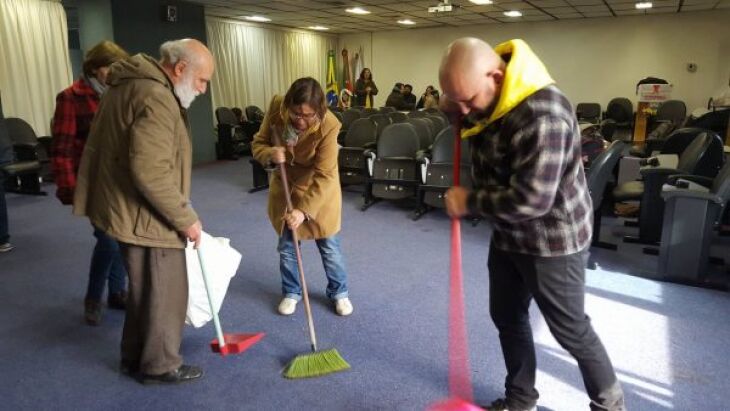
[289,111,318,121]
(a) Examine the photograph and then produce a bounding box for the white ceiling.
[189,0,729,33]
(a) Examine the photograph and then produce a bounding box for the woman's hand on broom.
[445,186,469,218]
[284,209,306,230]
[270,147,286,164]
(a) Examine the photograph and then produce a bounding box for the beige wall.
[339,10,730,112]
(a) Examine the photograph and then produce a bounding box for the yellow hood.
[461,39,554,139]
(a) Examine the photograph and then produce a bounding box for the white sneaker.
[278,297,298,315]
[335,298,353,316]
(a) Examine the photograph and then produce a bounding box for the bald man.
[74,39,214,384]
[441,38,624,410]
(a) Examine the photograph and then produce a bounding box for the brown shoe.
[107,291,127,310]
[84,299,103,326]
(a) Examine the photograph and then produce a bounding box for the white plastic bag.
[185,231,242,328]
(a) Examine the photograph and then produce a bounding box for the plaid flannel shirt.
[51,79,99,205]
[466,85,593,256]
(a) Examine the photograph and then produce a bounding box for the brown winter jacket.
[73,54,197,249]
[252,95,342,240]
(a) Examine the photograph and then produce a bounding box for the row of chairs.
[577,98,689,145]
[334,106,469,219]
[362,123,471,219]
[215,105,270,193]
[612,127,725,245]
[214,105,264,161]
[334,106,444,132]
[338,109,449,187]
[587,126,728,282]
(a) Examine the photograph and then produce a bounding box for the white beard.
[174,72,199,109]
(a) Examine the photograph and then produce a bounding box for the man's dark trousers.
[120,243,188,375]
[488,244,625,410]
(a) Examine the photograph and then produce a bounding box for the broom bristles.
[283,348,350,379]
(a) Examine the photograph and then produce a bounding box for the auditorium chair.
[361,123,420,211]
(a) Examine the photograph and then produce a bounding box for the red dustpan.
[197,247,264,356]
[428,122,482,410]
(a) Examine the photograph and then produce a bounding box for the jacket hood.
[107,54,173,90]
[461,39,554,139]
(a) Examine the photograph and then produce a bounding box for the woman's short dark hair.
[283,77,327,119]
[82,41,129,77]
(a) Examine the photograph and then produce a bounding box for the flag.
[341,49,353,92]
[325,50,339,107]
[354,46,364,85]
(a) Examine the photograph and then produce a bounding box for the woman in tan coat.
[252,77,353,317]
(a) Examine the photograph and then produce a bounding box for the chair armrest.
[415,149,431,163]
[662,189,724,204]
[666,175,714,188]
[362,142,377,150]
[363,149,376,158]
[639,156,660,167]
[629,145,648,158]
[37,135,52,144]
[640,167,681,177]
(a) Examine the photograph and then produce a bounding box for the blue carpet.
[1,159,729,410]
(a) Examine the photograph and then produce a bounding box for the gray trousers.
[119,243,188,375]
[488,245,625,411]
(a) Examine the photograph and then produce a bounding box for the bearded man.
[74,38,214,385]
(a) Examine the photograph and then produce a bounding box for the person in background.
[252,77,353,317]
[423,89,440,110]
[416,85,435,109]
[385,82,404,109]
[440,37,624,411]
[354,68,378,108]
[51,40,130,325]
[400,84,417,111]
[0,92,12,253]
[339,88,353,110]
[74,38,213,384]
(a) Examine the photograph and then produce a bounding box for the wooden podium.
[633,102,650,144]
[634,84,673,144]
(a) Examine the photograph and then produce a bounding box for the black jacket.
[385,91,404,109]
[401,93,416,111]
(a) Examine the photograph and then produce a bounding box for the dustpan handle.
[197,245,226,347]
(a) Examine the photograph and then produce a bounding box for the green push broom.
[274,137,350,379]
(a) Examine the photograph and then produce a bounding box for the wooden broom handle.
[273,135,318,352]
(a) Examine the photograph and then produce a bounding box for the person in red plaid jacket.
[51,41,129,326]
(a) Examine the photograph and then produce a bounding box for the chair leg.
[361,181,377,211]
[412,205,431,221]
[591,208,617,250]
[412,187,428,220]
[248,186,268,193]
[8,174,46,196]
[642,247,659,255]
[623,235,659,246]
